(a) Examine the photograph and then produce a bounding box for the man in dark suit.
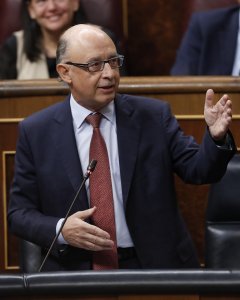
[8,24,235,271]
[171,4,240,75]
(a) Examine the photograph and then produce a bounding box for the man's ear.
[56,64,72,84]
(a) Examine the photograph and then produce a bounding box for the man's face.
[60,29,121,111]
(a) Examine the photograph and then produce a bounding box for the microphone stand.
[38,160,97,272]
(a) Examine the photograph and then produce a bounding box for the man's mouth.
[98,85,114,89]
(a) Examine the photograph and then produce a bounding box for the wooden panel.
[0,122,19,272]
[1,76,240,116]
[126,0,237,75]
[0,76,240,272]
[127,0,192,75]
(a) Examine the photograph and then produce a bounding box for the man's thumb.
[205,89,214,108]
[74,207,96,220]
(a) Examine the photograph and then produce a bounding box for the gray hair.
[56,37,68,64]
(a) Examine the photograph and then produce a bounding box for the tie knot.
[86,113,102,128]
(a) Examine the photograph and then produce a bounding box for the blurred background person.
[0,0,80,79]
[171,1,240,75]
[0,0,123,79]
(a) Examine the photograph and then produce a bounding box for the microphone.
[38,159,97,272]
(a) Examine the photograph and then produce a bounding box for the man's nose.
[101,62,114,76]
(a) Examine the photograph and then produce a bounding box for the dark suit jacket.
[171,5,239,75]
[8,94,235,271]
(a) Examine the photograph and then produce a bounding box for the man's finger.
[205,89,214,108]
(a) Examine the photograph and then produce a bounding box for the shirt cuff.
[56,218,68,244]
[214,133,233,150]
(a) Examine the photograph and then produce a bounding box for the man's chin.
[92,96,115,110]
[98,92,116,102]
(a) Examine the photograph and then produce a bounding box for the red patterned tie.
[86,113,118,270]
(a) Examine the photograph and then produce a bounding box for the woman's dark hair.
[21,0,86,62]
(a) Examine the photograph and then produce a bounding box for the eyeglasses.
[65,55,124,72]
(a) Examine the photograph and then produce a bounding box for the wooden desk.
[1,76,240,117]
[1,77,239,272]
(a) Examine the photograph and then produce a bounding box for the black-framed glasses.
[65,55,124,72]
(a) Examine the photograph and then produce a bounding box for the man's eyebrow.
[86,54,119,62]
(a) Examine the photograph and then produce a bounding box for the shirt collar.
[70,94,115,128]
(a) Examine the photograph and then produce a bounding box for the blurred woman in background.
[0,0,81,79]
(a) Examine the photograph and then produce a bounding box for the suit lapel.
[52,97,88,210]
[115,94,141,207]
[51,95,140,209]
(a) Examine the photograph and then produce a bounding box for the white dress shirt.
[57,95,133,248]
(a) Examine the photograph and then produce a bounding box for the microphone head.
[88,159,97,172]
